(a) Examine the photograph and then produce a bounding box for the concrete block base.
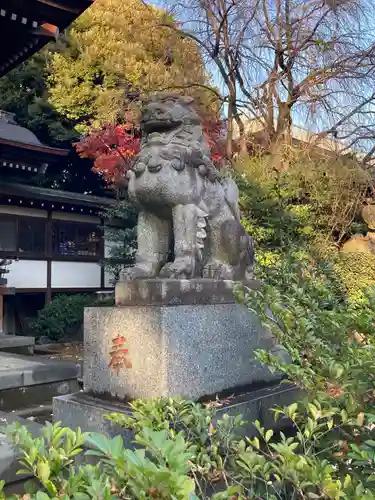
[0,411,42,492]
[53,383,301,439]
[0,380,80,412]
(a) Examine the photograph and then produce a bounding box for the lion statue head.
[131,93,215,178]
[140,94,201,135]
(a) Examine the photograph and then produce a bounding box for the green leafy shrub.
[3,420,197,500]
[107,398,244,495]
[5,397,375,499]
[243,258,375,403]
[241,256,375,491]
[31,293,95,341]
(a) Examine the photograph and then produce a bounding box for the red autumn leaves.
[75,122,141,186]
[75,114,225,186]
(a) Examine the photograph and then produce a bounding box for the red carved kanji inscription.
[108,334,132,374]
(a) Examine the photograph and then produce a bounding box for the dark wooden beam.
[45,210,52,305]
[36,0,82,14]
[0,0,93,76]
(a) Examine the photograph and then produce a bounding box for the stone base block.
[0,411,42,490]
[0,335,35,355]
[84,302,279,401]
[115,279,260,307]
[0,352,81,411]
[0,380,80,412]
[53,384,301,438]
[54,392,133,436]
[0,352,81,390]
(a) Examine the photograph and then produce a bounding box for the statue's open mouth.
[148,164,162,173]
[142,119,182,134]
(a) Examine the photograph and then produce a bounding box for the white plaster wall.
[51,261,101,288]
[104,229,119,287]
[6,260,47,288]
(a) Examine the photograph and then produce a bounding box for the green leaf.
[344,474,352,488]
[36,493,51,500]
[265,429,274,443]
[287,403,298,418]
[308,403,318,420]
[251,437,260,449]
[85,433,112,454]
[37,461,51,483]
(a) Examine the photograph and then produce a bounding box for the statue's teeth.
[196,205,208,217]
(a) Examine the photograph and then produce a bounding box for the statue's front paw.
[203,260,234,280]
[159,258,194,279]
[120,265,156,281]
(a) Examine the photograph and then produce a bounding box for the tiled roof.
[0,110,68,155]
[0,111,43,146]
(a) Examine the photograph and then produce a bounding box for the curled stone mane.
[134,93,217,179]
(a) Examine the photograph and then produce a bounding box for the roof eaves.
[0,138,69,156]
[0,182,116,209]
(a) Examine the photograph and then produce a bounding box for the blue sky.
[146,0,375,151]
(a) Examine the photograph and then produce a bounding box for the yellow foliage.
[333,252,375,305]
[47,0,218,131]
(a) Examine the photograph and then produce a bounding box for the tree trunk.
[234,113,247,157]
[226,102,234,161]
[268,103,292,171]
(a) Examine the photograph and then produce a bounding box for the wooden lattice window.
[52,220,101,258]
[0,214,46,255]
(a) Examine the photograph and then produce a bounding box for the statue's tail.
[196,205,208,262]
[222,176,255,279]
[222,177,242,222]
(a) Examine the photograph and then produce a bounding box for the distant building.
[233,117,364,161]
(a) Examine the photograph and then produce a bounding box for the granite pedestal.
[87,279,278,401]
[54,279,295,433]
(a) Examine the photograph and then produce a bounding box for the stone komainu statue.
[121,94,254,281]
